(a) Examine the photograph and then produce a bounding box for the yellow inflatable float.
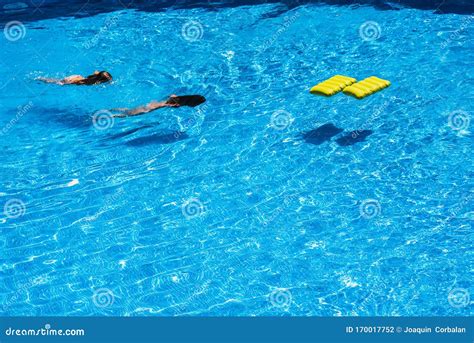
[309,75,357,96]
[343,76,391,99]
[310,75,391,99]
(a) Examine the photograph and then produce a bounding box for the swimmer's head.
[82,71,113,85]
[97,71,112,82]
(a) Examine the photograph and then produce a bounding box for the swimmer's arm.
[36,77,64,85]
[37,75,84,85]
[112,105,156,117]
[113,101,178,117]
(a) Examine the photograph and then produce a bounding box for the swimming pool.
[0,0,472,316]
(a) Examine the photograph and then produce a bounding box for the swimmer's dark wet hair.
[97,71,112,82]
[80,71,113,85]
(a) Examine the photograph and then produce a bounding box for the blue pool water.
[0,0,472,316]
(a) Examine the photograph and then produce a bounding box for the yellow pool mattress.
[342,76,391,99]
[310,75,357,96]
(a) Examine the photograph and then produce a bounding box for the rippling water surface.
[0,1,472,316]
